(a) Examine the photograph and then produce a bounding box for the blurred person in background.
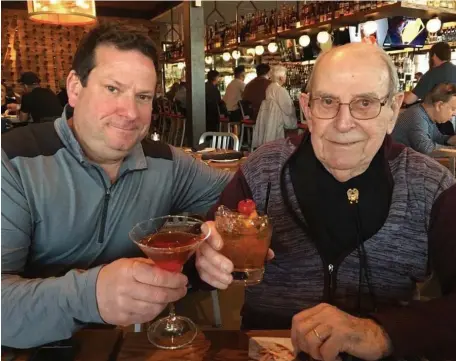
[252,65,297,148]
[414,71,423,82]
[205,69,223,132]
[174,81,187,116]
[166,82,179,101]
[57,79,69,107]
[18,71,62,122]
[223,65,245,123]
[1,83,7,114]
[392,83,456,154]
[243,63,271,121]
[404,42,456,105]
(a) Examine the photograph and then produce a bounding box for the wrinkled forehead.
[91,44,157,89]
[311,51,390,98]
[447,95,456,107]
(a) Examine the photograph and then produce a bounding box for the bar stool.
[167,102,186,147]
[218,104,237,133]
[238,100,255,152]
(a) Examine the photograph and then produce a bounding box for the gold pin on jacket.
[347,188,359,204]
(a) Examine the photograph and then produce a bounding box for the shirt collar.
[54,105,147,171]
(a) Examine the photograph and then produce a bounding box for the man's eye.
[357,99,373,108]
[322,98,334,106]
[106,85,118,93]
[138,94,152,101]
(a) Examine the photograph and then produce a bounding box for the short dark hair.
[424,83,456,105]
[72,23,158,87]
[19,72,40,85]
[256,63,270,77]
[234,65,245,78]
[207,70,220,82]
[429,42,451,62]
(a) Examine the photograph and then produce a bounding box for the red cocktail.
[130,216,209,350]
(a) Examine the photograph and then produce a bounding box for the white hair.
[306,43,399,101]
[270,65,287,83]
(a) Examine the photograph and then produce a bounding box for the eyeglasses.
[309,94,390,120]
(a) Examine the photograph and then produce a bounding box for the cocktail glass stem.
[163,303,184,335]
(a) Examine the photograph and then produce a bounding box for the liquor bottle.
[318,2,326,23]
[269,10,276,35]
[353,1,360,11]
[277,9,283,32]
[327,2,334,21]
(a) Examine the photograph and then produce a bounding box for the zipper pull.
[328,263,335,302]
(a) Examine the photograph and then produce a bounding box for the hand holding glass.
[130,216,210,349]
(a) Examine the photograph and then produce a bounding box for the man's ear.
[66,70,83,108]
[386,92,405,134]
[299,92,313,132]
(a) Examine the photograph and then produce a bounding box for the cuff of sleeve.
[83,265,106,324]
[370,306,424,358]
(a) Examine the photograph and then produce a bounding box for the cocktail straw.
[264,182,271,215]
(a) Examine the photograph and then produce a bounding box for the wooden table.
[116,329,291,361]
[431,147,456,176]
[189,151,247,172]
[2,329,123,361]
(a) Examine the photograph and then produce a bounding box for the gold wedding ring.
[313,328,323,342]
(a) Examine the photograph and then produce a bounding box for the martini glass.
[129,215,210,350]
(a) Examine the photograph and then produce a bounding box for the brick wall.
[1,9,161,94]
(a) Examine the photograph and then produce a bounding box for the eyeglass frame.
[308,93,391,120]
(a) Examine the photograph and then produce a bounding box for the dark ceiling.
[1,1,182,20]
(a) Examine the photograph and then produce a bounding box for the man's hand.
[96,257,188,326]
[291,303,392,361]
[196,221,274,289]
[446,135,456,146]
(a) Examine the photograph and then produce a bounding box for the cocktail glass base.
[147,315,198,350]
[231,267,265,286]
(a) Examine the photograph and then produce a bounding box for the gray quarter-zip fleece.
[1,111,232,348]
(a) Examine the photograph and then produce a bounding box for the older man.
[393,83,456,154]
[252,65,297,148]
[196,43,455,360]
[2,24,231,348]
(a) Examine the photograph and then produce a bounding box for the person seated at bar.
[165,82,180,101]
[392,83,456,154]
[18,72,63,123]
[243,63,271,121]
[403,42,456,105]
[1,83,7,114]
[57,79,69,107]
[1,23,231,349]
[252,65,297,148]
[2,85,21,115]
[205,69,222,132]
[223,65,246,123]
[196,43,456,360]
[174,81,187,116]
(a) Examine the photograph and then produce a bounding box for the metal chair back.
[198,132,240,151]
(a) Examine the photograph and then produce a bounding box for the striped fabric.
[240,137,454,319]
[392,104,450,155]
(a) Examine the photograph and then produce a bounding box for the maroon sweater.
[208,135,456,359]
[242,76,271,121]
